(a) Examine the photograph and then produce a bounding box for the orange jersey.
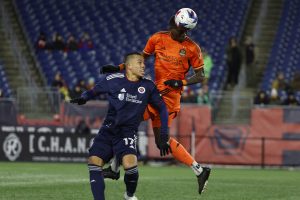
[143,31,204,122]
[143,31,204,92]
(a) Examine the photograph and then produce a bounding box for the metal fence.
[209,91,253,123]
[16,87,61,118]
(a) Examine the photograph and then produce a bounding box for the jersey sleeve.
[190,43,204,70]
[81,76,109,100]
[148,84,169,134]
[143,34,158,55]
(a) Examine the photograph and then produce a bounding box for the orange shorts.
[143,91,181,127]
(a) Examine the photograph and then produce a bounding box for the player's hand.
[164,79,183,88]
[100,65,120,74]
[159,134,172,156]
[70,97,87,105]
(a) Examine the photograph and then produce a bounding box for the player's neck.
[126,73,140,82]
[170,32,185,43]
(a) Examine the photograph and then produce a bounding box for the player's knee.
[88,156,104,167]
[122,154,137,169]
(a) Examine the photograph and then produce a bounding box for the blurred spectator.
[36,32,48,50]
[66,33,78,51]
[226,37,242,89]
[282,91,300,106]
[244,36,255,87]
[59,85,71,101]
[78,32,94,51]
[70,84,83,99]
[197,83,210,105]
[271,72,290,93]
[290,72,300,92]
[269,88,281,105]
[86,77,95,90]
[52,33,65,51]
[254,90,270,106]
[51,72,70,103]
[78,79,87,91]
[181,87,197,103]
[51,72,65,88]
[202,49,213,79]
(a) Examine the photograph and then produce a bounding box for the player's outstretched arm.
[100,52,151,74]
[70,77,109,105]
[100,64,126,74]
[70,97,87,105]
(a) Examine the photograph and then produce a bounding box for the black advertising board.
[0,126,94,162]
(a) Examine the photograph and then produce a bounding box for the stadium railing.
[16,87,61,118]
[0,0,36,91]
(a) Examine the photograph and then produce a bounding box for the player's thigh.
[89,128,114,163]
[150,110,178,130]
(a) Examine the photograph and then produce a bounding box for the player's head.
[124,52,145,79]
[168,16,187,42]
[169,8,198,42]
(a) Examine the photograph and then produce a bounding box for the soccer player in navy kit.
[70,52,171,200]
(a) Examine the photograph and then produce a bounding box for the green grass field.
[0,162,299,200]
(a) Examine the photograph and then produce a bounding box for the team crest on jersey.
[179,49,186,56]
[138,87,146,94]
[118,93,125,101]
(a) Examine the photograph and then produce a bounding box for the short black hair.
[124,52,143,64]
[168,15,177,29]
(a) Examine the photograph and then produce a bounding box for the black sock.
[88,164,105,200]
[124,166,139,197]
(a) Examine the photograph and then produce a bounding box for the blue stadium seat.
[15,0,250,92]
[261,0,300,94]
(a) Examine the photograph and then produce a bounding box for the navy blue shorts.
[89,127,138,163]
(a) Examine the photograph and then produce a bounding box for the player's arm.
[148,85,171,156]
[184,67,205,85]
[100,63,125,74]
[164,67,205,88]
[70,77,109,105]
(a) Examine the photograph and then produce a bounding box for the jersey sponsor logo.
[118,93,125,101]
[126,93,142,104]
[179,48,186,56]
[138,87,146,94]
[159,52,183,66]
[118,90,142,104]
[106,73,124,80]
[3,133,22,161]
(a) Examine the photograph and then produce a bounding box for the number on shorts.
[123,135,137,149]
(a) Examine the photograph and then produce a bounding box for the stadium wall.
[1,101,300,166]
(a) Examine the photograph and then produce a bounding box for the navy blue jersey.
[81,73,168,134]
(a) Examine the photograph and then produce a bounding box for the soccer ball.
[174,8,198,30]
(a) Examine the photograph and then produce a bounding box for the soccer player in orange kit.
[101,8,211,195]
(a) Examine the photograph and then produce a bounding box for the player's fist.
[159,134,172,156]
[100,65,120,74]
[164,79,183,88]
[70,97,87,105]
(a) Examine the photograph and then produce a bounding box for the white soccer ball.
[174,8,198,30]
